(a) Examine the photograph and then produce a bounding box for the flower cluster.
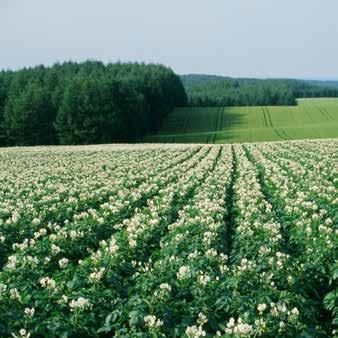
[69,297,91,311]
[144,315,163,328]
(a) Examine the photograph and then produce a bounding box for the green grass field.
[145,98,338,143]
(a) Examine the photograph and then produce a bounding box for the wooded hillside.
[181,74,338,106]
[0,61,187,146]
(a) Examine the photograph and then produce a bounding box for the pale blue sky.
[1,0,338,78]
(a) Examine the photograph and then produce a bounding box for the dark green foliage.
[305,80,338,89]
[0,61,187,146]
[4,81,56,145]
[55,75,148,144]
[181,75,338,106]
[0,71,13,146]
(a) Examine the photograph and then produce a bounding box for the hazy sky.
[1,0,338,78]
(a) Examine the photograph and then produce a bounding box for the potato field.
[0,140,336,337]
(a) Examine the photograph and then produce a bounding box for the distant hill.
[180,74,338,89]
[180,74,338,107]
[305,80,338,89]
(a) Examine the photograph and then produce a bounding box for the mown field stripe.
[321,106,334,120]
[280,128,291,140]
[265,106,273,127]
[261,106,268,127]
[273,128,287,141]
[302,106,316,123]
[317,106,330,121]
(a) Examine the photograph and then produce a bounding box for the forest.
[1,64,338,146]
[181,74,338,106]
[0,61,187,146]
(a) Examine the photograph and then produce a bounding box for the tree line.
[181,75,338,106]
[1,66,336,146]
[0,61,187,146]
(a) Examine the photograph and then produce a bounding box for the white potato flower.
[58,258,69,269]
[39,277,56,289]
[24,307,35,317]
[177,265,190,280]
[185,325,206,338]
[159,283,171,292]
[144,315,163,328]
[69,297,91,311]
[257,303,267,313]
[11,329,31,338]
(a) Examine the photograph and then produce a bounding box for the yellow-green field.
[145,98,338,143]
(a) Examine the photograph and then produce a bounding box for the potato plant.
[0,141,336,337]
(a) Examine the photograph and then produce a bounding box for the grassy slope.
[145,98,338,143]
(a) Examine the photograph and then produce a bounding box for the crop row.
[0,140,336,337]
